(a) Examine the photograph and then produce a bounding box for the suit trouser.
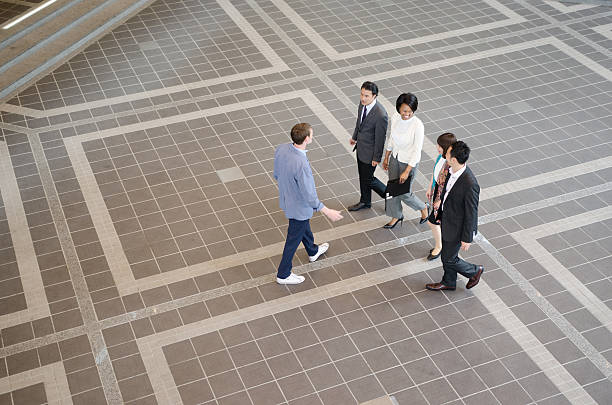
[357,156,386,204]
[385,157,426,219]
[277,219,318,279]
[440,238,478,287]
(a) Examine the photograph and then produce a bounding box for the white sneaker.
[276,273,305,285]
[309,242,329,262]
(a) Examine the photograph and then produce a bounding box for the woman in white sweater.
[382,93,428,229]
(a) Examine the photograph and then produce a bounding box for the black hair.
[450,140,470,164]
[395,93,418,113]
[360,81,379,96]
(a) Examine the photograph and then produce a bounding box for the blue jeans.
[277,219,318,279]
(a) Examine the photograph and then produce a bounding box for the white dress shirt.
[361,98,377,124]
[442,164,466,210]
[386,113,424,167]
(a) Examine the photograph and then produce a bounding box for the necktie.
[361,105,367,125]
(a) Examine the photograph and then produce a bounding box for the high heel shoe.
[383,217,403,229]
[427,248,441,261]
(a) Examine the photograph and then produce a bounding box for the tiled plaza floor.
[0,0,611,404]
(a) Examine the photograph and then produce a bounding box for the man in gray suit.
[348,81,388,211]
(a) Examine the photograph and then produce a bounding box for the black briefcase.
[385,173,413,197]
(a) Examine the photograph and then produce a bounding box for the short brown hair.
[437,132,456,156]
[291,123,312,145]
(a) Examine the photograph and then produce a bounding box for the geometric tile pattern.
[0,0,611,404]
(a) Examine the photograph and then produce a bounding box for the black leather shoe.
[348,202,371,211]
[426,283,456,291]
[419,216,429,224]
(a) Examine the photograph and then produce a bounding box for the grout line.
[0,141,50,327]
[268,0,526,60]
[28,132,124,404]
[472,275,597,404]
[476,232,612,380]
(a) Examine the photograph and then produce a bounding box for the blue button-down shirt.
[273,143,324,220]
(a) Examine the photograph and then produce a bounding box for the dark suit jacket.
[435,166,479,243]
[351,101,388,164]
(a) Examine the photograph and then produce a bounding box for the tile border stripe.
[269,0,526,60]
[0,0,290,117]
[0,141,50,327]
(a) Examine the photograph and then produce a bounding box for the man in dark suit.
[348,81,388,211]
[426,141,484,291]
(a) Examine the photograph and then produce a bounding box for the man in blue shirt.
[274,123,343,284]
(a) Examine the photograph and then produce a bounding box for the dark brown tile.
[347,375,385,403]
[130,318,155,338]
[248,381,284,405]
[38,343,61,366]
[52,308,84,331]
[247,315,279,339]
[177,380,214,405]
[245,258,276,278]
[322,335,359,362]
[220,265,250,285]
[318,384,355,405]
[474,360,514,387]
[150,309,182,332]
[102,323,134,347]
[169,358,205,386]
[350,327,385,352]
[167,279,199,299]
[327,293,360,315]
[192,332,224,356]
[309,267,341,287]
[162,340,196,365]
[178,302,210,324]
[94,298,126,319]
[353,286,386,307]
[390,337,427,364]
[278,372,315,400]
[118,374,154,402]
[376,365,412,393]
[233,287,264,309]
[333,259,365,279]
[257,333,291,358]
[358,253,389,272]
[267,352,302,379]
[228,341,263,367]
[363,346,400,372]
[201,350,234,376]
[238,361,274,388]
[377,319,411,343]
[11,382,46,405]
[194,272,225,292]
[2,323,34,346]
[208,369,244,397]
[295,343,331,370]
[335,354,371,381]
[219,324,252,347]
[59,335,91,359]
[307,363,343,391]
[275,308,308,330]
[63,353,96,374]
[66,366,102,394]
[206,295,237,316]
[258,282,291,301]
[217,390,251,405]
[338,309,372,333]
